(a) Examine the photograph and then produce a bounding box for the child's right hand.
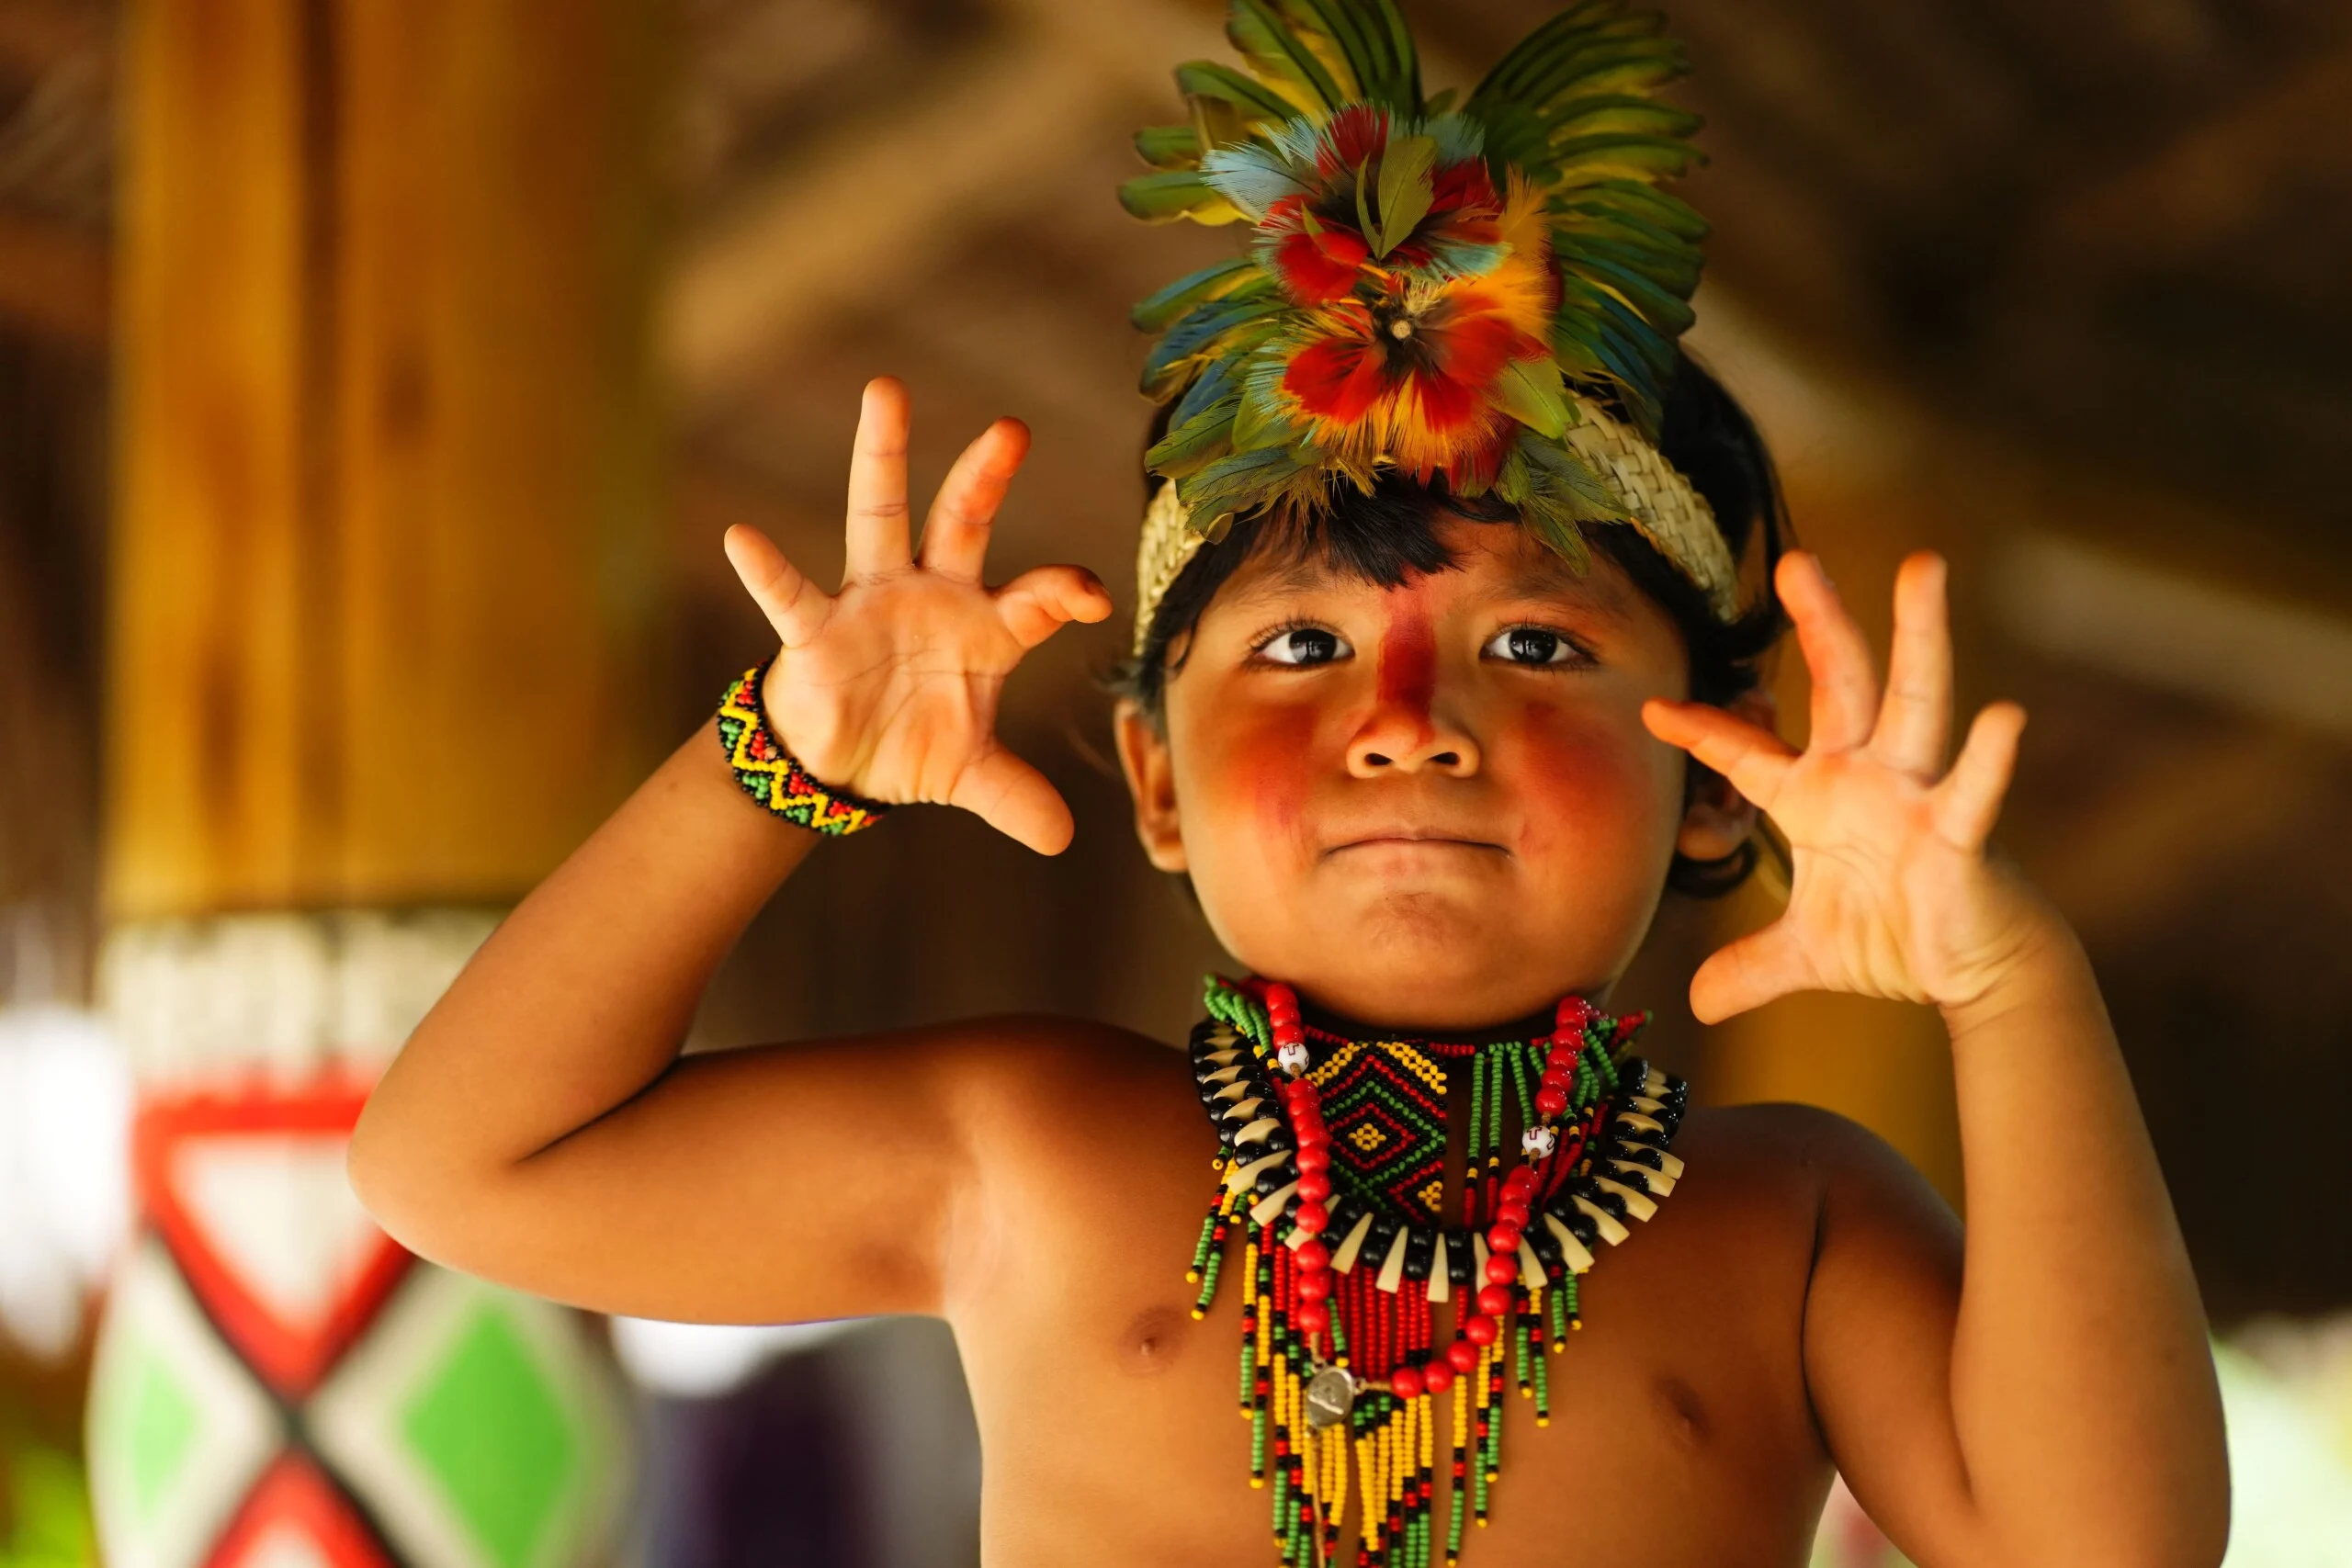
[722,377,1114,855]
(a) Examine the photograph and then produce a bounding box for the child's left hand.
[1643,551,2052,1023]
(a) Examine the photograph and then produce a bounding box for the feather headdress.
[1122,0,1739,653]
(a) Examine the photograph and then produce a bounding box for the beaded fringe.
[1189,976,1689,1567]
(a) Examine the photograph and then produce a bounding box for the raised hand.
[723,378,1113,854]
[1644,551,2047,1023]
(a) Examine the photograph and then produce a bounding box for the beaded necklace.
[1184,974,1689,1568]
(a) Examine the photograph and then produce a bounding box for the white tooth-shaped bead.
[1213,1081,1251,1103]
[1375,1227,1409,1293]
[1610,1159,1674,1197]
[1207,1027,1239,1047]
[1473,1231,1490,1280]
[1201,1047,1244,1067]
[1233,1117,1282,1145]
[1204,1064,1248,1087]
[1251,1180,1300,1227]
[1543,1212,1595,1274]
[1628,1096,1666,1115]
[1615,1111,1664,1135]
[1572,1194,1631,1246]
[1656,1150,1686,1180]
[1642,1069,1667,1093]
[1331,1212,1376,1272]
[1285,1224,1312,1250]
[1220,1097,1266,1122]
[1517,1237,1545,1291]
[1593,1176,1657,1222]
[1429,1235,1451,1303]
[1226,1151,1290,1192]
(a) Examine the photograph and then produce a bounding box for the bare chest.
[949,1081,1835,1567]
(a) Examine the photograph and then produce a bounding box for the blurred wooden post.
[87,5,665,1567]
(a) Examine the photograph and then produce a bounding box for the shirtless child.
[347,6,2230,1564]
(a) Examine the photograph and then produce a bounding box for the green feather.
[1371,133,1436,256]
[1227,0,1345,114]
[1175,61,1298,125]
[1132,256,1262,333]
[1134,124,1204,169]
[1489,356,1571,439]
[1119,169,1245,224]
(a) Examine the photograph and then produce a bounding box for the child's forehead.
[1206,522,1640,624]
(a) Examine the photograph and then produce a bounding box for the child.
[349,4,2229,1563]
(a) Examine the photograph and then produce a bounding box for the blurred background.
[1,0,2349,1565]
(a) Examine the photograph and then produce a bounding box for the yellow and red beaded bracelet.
[714,660,889,836]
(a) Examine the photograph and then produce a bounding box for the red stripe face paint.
[1375,594,1438,728]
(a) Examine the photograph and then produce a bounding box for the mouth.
[1324,832,1509,859]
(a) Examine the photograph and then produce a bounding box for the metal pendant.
[1304,1364,1357,1429]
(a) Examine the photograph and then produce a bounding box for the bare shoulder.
[1662,1102,1958,1257]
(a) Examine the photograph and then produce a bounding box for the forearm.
[1941,904,2227,1563]
[352,718,817,1201]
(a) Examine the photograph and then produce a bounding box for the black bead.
[1616,1056,1650,1089]
[1591,1189,1628,1220]
[1444,1228,1476,1285]
[1611,1143,1663,1170]
[1403,1227,1435,1280]
[1325,1195,1364,1243]
[1255,1161,1295,1197]
[1530,1225,1564,1269]
[1546,1201,1599,1246]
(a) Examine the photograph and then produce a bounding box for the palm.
[1645,552,2036,1022]
[723,378,1111,854]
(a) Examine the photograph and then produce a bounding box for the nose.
[1345,682,1482,779]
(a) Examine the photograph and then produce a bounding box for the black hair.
[1116,353,1791,897]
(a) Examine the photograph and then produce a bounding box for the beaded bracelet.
[714,660,889,835]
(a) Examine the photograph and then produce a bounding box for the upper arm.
[351,1013,1137,1326]
[1792,1108,1982,1564]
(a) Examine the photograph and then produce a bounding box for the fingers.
[919,418,1031,582]
[1934,700,2026,852]
[1871,551,1951,776]
[723,525,831,648]
[844,377,913,581]
[1688,920,1817,1024]
[948,743,1077,855]
[995,564,1115,649]
[1643,699,1797,814]
[1778,552,1879,753]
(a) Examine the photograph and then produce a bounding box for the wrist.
[1936,897,2096,1043]
[717,659,890,836]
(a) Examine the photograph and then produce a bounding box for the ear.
[1675,687,1775,863]
[1114,697,1190,873]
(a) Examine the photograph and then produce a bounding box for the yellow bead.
[1191,1308,1206,1320]
[1251,1478,1265,1490]
[1185,1269,1202,1283]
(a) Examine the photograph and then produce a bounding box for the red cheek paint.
[1376,596,1437,721]
[1234,705,1317,843]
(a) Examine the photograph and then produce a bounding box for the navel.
[1654,1374,1711,1448]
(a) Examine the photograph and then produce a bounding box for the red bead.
[1295,1145,1329,1174]
[1503,1168,1537,1197]
[1389,1366,1425,1399]
[1422,1361,1454,1394]
[1464,1314,1498,1347]
[1295,1302,1329,1335]
[1295,1239,1329,1272]
[1296,1172,1331,1202]
[1447,1339,1479,1372]
[1541,1065,1572,1089]
[1487,1225,1521,1256]
[1498,1201,1530,1230]
[1535,1088,1568,1117]
[1297,1269,1331,1303]
[1485,1254,1519,1285]
[1294,1201,1329,1235]
[1476,1283,1513,1317]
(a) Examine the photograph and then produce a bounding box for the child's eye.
[1256,626,1353,667]
[1482,626,1585,667]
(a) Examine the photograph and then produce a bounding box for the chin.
[1254,898,1577,1032]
